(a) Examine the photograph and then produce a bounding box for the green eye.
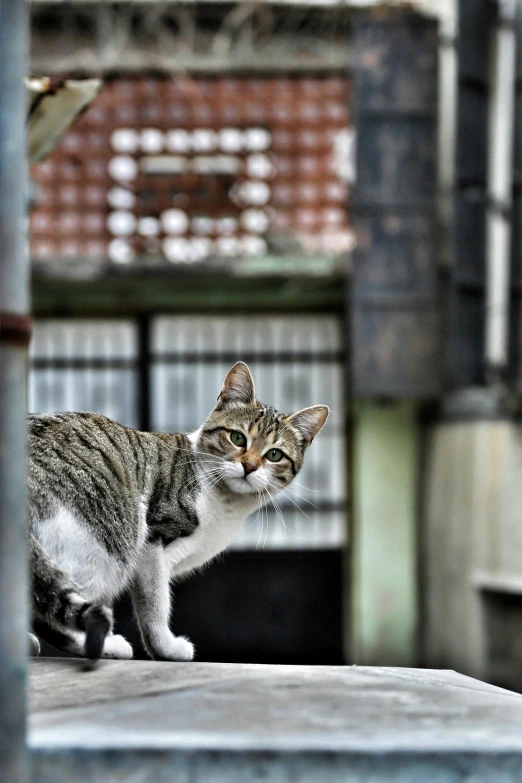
[266,448,283,463]
[230,431,247,447]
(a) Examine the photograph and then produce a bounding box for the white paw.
[29,633,41,657]
[152,633,195,662]
[102,634,134,660]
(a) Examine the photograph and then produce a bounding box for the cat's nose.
[242,462,256,476]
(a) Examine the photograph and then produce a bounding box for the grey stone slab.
[29,659,522,782]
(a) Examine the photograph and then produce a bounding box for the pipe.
[0,0,29,780]
[436,0,458,271]
[485,0,517,378]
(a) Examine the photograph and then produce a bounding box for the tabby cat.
[28,362,329,661]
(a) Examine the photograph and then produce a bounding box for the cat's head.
[196,362,329,496]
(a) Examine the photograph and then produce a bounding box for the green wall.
[350,401,419,666]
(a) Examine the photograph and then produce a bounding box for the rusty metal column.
[348,10,439,667]
[0,0,30,780]
[350,10,440,396]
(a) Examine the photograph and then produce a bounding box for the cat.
[28,361,329,662]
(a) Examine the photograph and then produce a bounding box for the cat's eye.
[266,448,284,463]
[230,431,247,447]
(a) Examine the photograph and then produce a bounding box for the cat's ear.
[217,362,256,407]
[286,405,329,444]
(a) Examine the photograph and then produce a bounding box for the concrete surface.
[29,659,522,782]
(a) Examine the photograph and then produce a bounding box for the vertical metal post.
[0,0,29,780]
[348,9,438,666]
[485,0,517,377]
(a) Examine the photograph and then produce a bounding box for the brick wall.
[30,74,353,267]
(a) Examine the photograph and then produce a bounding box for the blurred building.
[27,0,522,686]
[28,0,359,665]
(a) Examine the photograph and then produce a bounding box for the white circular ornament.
[110,129,139,153]
[242,181,271,206]
[244,127,271,151]
[246,154,273,179]
[108,156,138,182]
[138,217,160,237]
[192,129,218,153]
[189,237,213,261]
[161,209,189,235]
[216,237,240,257]
[242,235,268,256]
[107,187,136,210]
[108,238,135,264]
[166,129,191,153]
[141,128,165,153]
[106,210,137,236]
[323,207,345,225]
[219,128,244,153]
[215,217,238,236]
[240,209,270,234]
[163,237,190,263]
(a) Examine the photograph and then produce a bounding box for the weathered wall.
[423,417,522,689]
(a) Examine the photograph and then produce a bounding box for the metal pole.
[0,0,29,779]
[485,0,517,377]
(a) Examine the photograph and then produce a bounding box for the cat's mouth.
[214,460,265,495]
[225,474,261,495]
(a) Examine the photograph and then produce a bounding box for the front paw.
[149,633,195,662]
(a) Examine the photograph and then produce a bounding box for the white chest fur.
[164,488,256,577]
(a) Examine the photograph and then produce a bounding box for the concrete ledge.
[29,659,522,782]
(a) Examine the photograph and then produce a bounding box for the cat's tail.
[30,533,112,660]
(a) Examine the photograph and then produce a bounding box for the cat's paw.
[29,633,41,657]
[169,635,195,662]
[151,633,195,662]
[102,634,134,660]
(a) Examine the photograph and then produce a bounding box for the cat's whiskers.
[256,490,266,550]
[172,456,223,468]
[205,472,230,494]
[267,475,318,509]
[264,496,270,549]
[272,484,314,524]
[266,480,294,531]
[189,467,230,498]
[184,468,227,493]
[174,447,223,457]
[263,486,289,541]
[184,464,223,481]
[286,487,318,509]
[292,480,322,493]
[180,462,227,489]
[247,491,263,529]
[261,496,268,549]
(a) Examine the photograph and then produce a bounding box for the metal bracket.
[0,312,32,347]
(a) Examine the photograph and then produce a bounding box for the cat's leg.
[34,619,133,659]
[131,543,194,662]
[33,620,87,656]
[31,532,113,660]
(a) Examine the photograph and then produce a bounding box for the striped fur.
[28,362,328,662]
